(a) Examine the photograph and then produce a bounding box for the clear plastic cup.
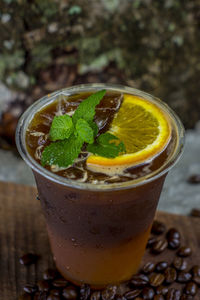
[16,84,184,288]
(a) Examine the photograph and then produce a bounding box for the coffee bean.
[18,293,32,300]
[90,291,101,300]
[43,269,58,281]
[180,295,193,300]
[187,174,200,184]
[124,290,141,299]
[154,295,165,300]
[193,275,200,285]
[52,278,68,288]
[147,237,158,248]
[155,261,168,272]
[36,195,40,201]
[166,228,181,240]
[177,247,192,257]
[172,257,188,271]
[151,239,168,254]
[142,262,156,274]
[115,295,126,300]
[168,238,180,250]
[166,288,181,300]
[50,289,60,296]
[63,286,78,299]
[47,295,60,300]
[130,274,149,287]
[23,284,38,294]
[19,253,39,266]
[34,291,48,300]
[142,287,155,299]
[151,221,166,235]
[37,280,51,292]
[177,272,192,283]
[101,285,117,300]
[164,267,177,284]
[190,208,200,217]
[190,265,200,276]
[80,284,91,300]
[149,273,165,287]
[156,285,168,296]
[184,282,197,295]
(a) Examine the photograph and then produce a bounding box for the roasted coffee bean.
[187,174,200,184]
[19,253,39,265]
[52,278,68,288]
[142,262,156,274]
[177,247,192,257]
[155,261,168,272]
[18,293,32,300]
[156,285,168,296]
[147,236,158,248]
[149,273,165,287]
[184,282,197,295]
[151,239,168,254]
[47,295,60,300]
[142,287,155,299]
[37,279,51,292]
[34,291,48,300]
[151,221,166,235]
[50,289,60,296]
[193,275,200,285]
[166,228,181,240]
[166,288,181,300]
[130,274,149,287]
[115,295,126,300]
[190,208,200,217]
[164,267,177,284]
[43,269,58,281]
[124,289,141,299]
[172,257,187,271]
[168,238,180,250]
[101,285,117,300]
[80,284,91,300]
[23,284,38,294]
[180,295,193,300]
[90,291,101,300]
[63,286,78,299]
[190,265,200,276]
[154,295,165,300]
[36,195,40,201]
[177,271,192,283]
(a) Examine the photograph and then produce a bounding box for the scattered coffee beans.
[164,267,177,285]
[151,238,168,254]
[172,257,187,271]
[142,262,155,274]
[187,174,200,184]
[177,247,192,257]
[149,273,165,287]
[151,221,166,235]
[19,253,39,266]
[155,261,168,272]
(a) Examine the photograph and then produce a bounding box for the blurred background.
[0,0,200,214]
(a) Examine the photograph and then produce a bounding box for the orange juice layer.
[47,224,151,288]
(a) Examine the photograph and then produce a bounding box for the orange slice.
[87,94,171,175]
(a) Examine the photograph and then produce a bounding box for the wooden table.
[0,181,199,299]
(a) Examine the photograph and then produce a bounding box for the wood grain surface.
[0,181,199,299]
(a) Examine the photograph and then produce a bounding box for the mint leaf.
[87,132,126,158]
[72,89,106,124]
[41,135,83,167]
[75,118,94,144]
[49,114,74,141]
[89,121,99,137]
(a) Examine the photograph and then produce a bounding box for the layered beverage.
[16,84,184,288]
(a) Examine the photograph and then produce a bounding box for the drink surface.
[26,91,176,184]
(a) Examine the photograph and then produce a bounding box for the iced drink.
[16,84,184,288]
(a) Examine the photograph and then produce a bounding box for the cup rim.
[15,83,185,191]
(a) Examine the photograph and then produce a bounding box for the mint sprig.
[41,90,126,168]
[87,132,126,158]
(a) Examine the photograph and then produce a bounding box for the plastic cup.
[16,84,184,288]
